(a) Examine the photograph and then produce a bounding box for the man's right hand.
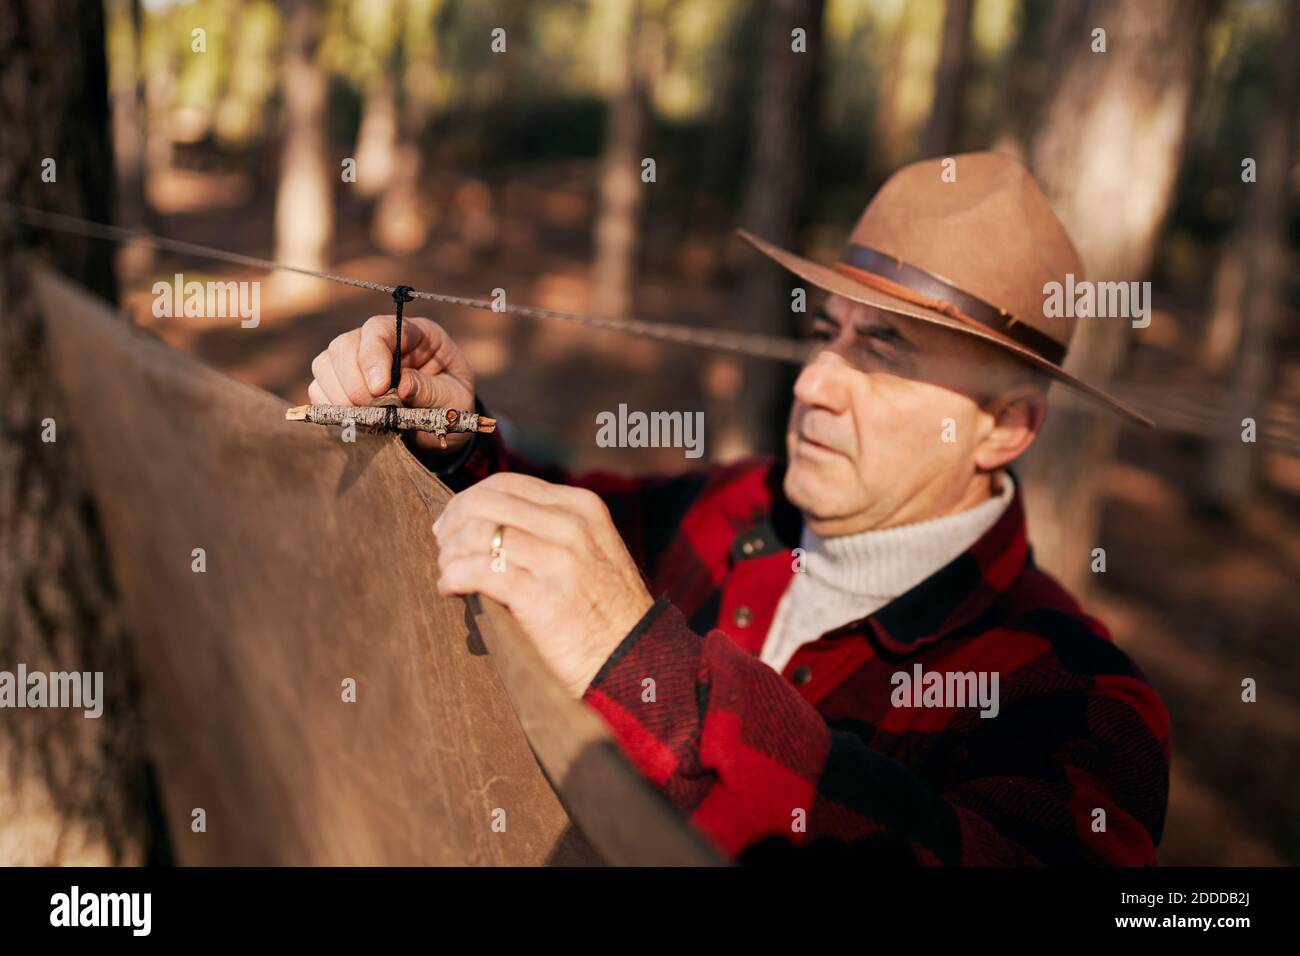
[308,314,477,452]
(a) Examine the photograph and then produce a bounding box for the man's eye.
[856,327,908,367]
[865,325,903,344]
[808,326,836,342]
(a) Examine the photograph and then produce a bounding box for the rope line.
[0,202,811,365]
[7,203,1300,454]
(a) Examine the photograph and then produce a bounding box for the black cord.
[387,285,415,431]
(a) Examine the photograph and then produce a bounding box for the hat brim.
[737,229,1154,429]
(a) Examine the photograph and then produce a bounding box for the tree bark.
[106,0,146,226]
[273,0,334,290]
[143,2,175,182]
[106,0,154,279]
[1199,0,1300,510]
[919,0,974,158]
[990,0,1058,158]
[349,0,408,210]
[1017,0,1215,593]
[0,0,160,864]
[591,0,653,321]
[372,0,445,255]
[354,70,399,201]
[721,0,825,458]
[372,70,436,254]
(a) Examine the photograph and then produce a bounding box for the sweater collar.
[796,474,1014,602]
[736,464,1032,657]
[864,473,1030,656]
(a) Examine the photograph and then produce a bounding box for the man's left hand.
[433,473,655,698]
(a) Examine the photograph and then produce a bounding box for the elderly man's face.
[783,294,1044,536]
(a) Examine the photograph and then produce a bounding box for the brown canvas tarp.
[32,265,718,866]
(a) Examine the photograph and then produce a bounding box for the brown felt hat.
[738,151,1153,427]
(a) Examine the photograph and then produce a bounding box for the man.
[309,153,1170,865]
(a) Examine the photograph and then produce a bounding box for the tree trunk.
[718,0,825,458]
[0,0,160,864]
[591,0,653,321]
[1199,0,1300,510]
[1018,0,1215,593]
[106,0,153,278]
[990,0,1059,158]
[273,0,333,291]
[372,74,436,254]
[350,0,404,202]
[354,70,399,201]
[143,2,175,183]
[919,0,974,158]
[372,0,444,255]
[872,1,930,176]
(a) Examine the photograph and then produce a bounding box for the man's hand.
[308,314,476,452]
[433,473,655,698]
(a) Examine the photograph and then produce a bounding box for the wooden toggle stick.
[285,389,495,446]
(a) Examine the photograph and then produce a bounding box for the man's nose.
[792,349,852,414]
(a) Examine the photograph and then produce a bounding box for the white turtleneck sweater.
[760,473,1016,673]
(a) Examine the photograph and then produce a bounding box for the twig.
[285,399,495,444]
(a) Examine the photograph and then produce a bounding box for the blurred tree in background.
[273,0,333,294]
[1016,0,1215,593]
[1199,0,1300,510]
[725,0,825,457]
[919,0,974,158]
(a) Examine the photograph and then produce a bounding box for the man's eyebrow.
[855,313,920,352]
[813,304,920,354]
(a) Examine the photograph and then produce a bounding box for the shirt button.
[792,665,812,686]
[732,605,754,628]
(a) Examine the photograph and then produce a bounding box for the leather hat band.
[833,243,1067,365]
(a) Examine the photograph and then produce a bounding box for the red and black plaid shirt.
[431,426,1171,865]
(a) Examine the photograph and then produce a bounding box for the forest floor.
[119,159,1300,866]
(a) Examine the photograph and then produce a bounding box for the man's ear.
[974,385,1047,471]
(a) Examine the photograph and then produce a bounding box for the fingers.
[357,315,405,395]
[317,317,426,405]
[435,517,568,576]
[327,329,377,405]
[310,350,350,405]
[311,314,474,411]
[436,515,559,567]
[435,485,586,556]
[437,536,568,618]
[468,474,611,532]
[359,314,450,377]
[396,366,465,410]
[469,472,564,505]
[436,551,527,605]
[408,317,475,387]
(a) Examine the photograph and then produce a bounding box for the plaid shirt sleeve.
[581,596,1169,866]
